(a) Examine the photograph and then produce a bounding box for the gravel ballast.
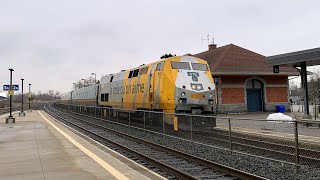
[54,106,320,180]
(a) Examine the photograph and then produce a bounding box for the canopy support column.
[300,61,309,115]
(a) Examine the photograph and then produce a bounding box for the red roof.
[193,44,299,75]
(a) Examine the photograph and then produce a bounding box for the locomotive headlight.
[181,92,186,96]
[191,83,204,91]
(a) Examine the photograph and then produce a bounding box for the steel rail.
[45,105,198,180]
[54,104,320,167]
[198,130,320,164]
[46,104,267,180]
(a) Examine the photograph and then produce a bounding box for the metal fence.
[54,103,320,170]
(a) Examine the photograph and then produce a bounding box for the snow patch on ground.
[267,113,295,122]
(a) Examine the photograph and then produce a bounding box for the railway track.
[0,106,20,115]
[99,106,320,167]
[44,104,266,180]
[0,102,46,116]
[189,128,320,166]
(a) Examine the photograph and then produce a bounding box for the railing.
[54,103,320,171]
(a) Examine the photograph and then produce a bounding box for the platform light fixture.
[19,78,26,117]
[6,68,15,123]
[28,83,32,112]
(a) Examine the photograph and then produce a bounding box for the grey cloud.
[1,0,320,93]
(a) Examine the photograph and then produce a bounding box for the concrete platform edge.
[39,110,166,180]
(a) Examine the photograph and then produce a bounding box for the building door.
[246,79,263,112]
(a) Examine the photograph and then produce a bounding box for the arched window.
[246,79,262,89]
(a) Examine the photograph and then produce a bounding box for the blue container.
[276,105,286,113]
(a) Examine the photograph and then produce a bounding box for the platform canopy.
[267,47,320,67]
[266,47,320,117]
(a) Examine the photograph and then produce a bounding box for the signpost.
[273,65,280,73]
[3,85,19,91]
[214,78,221,83]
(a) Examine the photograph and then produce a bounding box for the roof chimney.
[208,44,217,50]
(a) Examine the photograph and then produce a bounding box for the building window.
[246,79,262,89]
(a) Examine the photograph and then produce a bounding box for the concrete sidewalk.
[0,111,164,180]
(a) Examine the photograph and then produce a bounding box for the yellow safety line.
[38,111,130,180]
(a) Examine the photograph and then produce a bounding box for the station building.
[194,44,299,113]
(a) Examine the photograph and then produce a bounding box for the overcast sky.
[1,0,320,94]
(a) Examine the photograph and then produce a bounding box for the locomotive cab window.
[139,67,149,75]
[171,62,191,70]
[156,62,164,71]
[191,63,208,71]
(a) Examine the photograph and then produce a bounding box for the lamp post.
[6,68,15,123]
[19,78,25,117]
[73,83,76,89]
[28,83,32,112]
[82,79,85,88]
[91,73,96,84]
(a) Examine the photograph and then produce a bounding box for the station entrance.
[246,79,264,112]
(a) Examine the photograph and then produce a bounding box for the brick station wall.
[215,75,289,113]
[221,88,245,104]
[266,87,288,103]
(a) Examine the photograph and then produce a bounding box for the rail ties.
[44,104,265,180]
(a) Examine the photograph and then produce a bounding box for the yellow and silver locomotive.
[98,55,215,114]
[60,55,216,117]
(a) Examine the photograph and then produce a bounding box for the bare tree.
[74,76,98,89]
[308,71,320,101]
[55,91,60,96]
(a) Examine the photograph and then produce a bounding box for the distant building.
[194,44,300,113]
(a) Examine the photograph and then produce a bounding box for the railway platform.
[0,111,165,180]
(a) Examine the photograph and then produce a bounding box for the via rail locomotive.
[60,55,216,117]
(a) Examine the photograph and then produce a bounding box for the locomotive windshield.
[191,63,208,71]
[171,62,191,70]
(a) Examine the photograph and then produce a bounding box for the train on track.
[59,55,216,126]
